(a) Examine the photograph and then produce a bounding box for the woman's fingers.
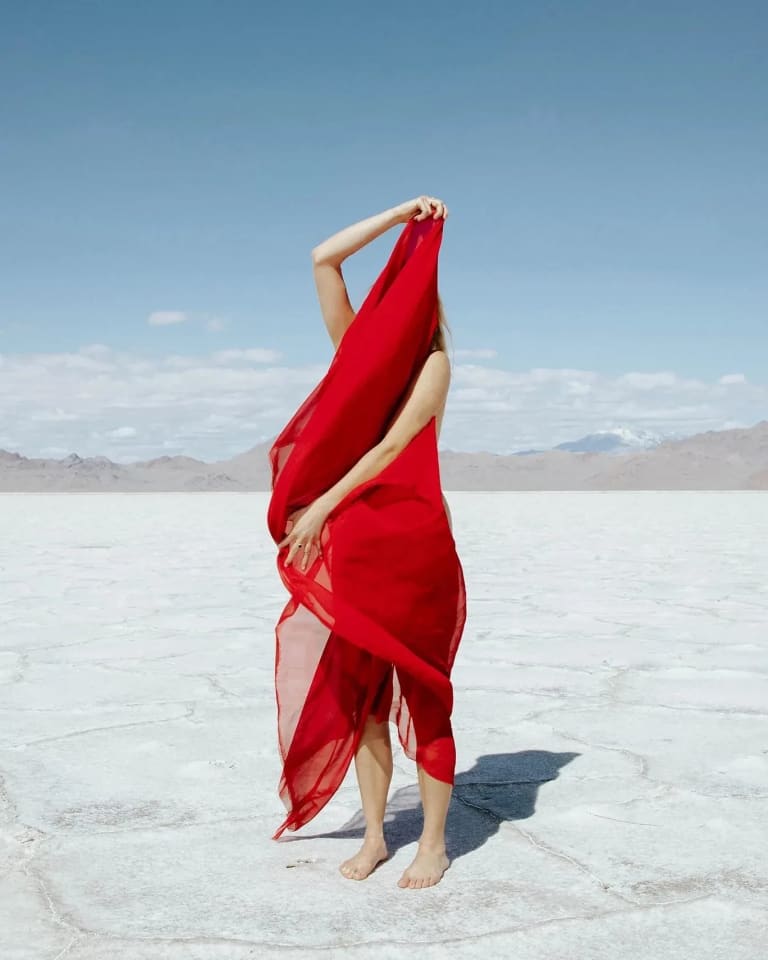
[431,197,447,218]
[279,508,325,570]
[283,538,295,564]
[278,518,294,547]
[413,196,448,221]
[282,533,318,570]
[298,539,317,571]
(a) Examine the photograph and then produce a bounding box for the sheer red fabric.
[266,216,467,839]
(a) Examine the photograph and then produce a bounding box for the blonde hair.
[430,293,453,356]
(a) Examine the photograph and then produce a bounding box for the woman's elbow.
[378,436,406,461]
[311,245,340,267]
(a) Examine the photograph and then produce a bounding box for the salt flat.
[1,491,767,960]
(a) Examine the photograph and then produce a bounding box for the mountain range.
[1,420,767,492]
[513,426,668,456]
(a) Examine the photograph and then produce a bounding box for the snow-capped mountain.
[554,426,666,454]
[511,426,670,456]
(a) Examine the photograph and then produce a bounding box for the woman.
[268,196,466,890]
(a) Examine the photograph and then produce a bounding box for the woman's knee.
[361,713,391,743]
[416,734,455,783]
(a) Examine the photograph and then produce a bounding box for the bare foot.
[339,835,389,880]
[397,842,450,889]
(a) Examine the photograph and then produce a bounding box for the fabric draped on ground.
[266,216,467,839]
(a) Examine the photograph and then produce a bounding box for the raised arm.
[312,196,448,350]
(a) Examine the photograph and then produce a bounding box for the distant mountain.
[2,420,767,491]
[0,448,256,492]
[553,426,666,454]
[438,420,768,490]
[512,425,672,456]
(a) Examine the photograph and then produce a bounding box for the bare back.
[386,347,449,442]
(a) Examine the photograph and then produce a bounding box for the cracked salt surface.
[1,491,767,959]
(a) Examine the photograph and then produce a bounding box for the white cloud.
[147,311,187,326]
[211,348,282,365]
[148,312,233,332]
[0,346,765,461]
[454,347,498,360]
[449,364,767,453]
[615,371,704,391]
[29,407,81,423]
[0,345,324,462]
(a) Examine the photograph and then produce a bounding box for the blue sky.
[1,0,766,460]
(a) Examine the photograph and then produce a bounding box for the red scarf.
[267,216,466,838]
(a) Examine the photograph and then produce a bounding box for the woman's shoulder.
[410,349,451,399]
[427,345,448,359]
[425,347,450,371]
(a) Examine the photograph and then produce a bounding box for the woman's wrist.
[315,491,337,517]
[389,201,412,224]
[373,205,406,230]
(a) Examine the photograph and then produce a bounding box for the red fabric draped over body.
[266,216,467,840]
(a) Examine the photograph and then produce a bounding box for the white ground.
[1,491,767,960]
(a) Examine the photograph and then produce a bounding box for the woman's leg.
[339,713,393,879]
[396,764,451,888]
[396,674,455,889]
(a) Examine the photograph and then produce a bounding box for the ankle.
[363,829,386,842]
[417,837,446,854]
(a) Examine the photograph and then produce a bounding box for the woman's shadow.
[293,749,579,862]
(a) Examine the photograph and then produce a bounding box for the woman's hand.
[277,497,331,572]
[395,195,449,223]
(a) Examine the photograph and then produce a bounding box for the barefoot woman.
[269,196,466,890]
